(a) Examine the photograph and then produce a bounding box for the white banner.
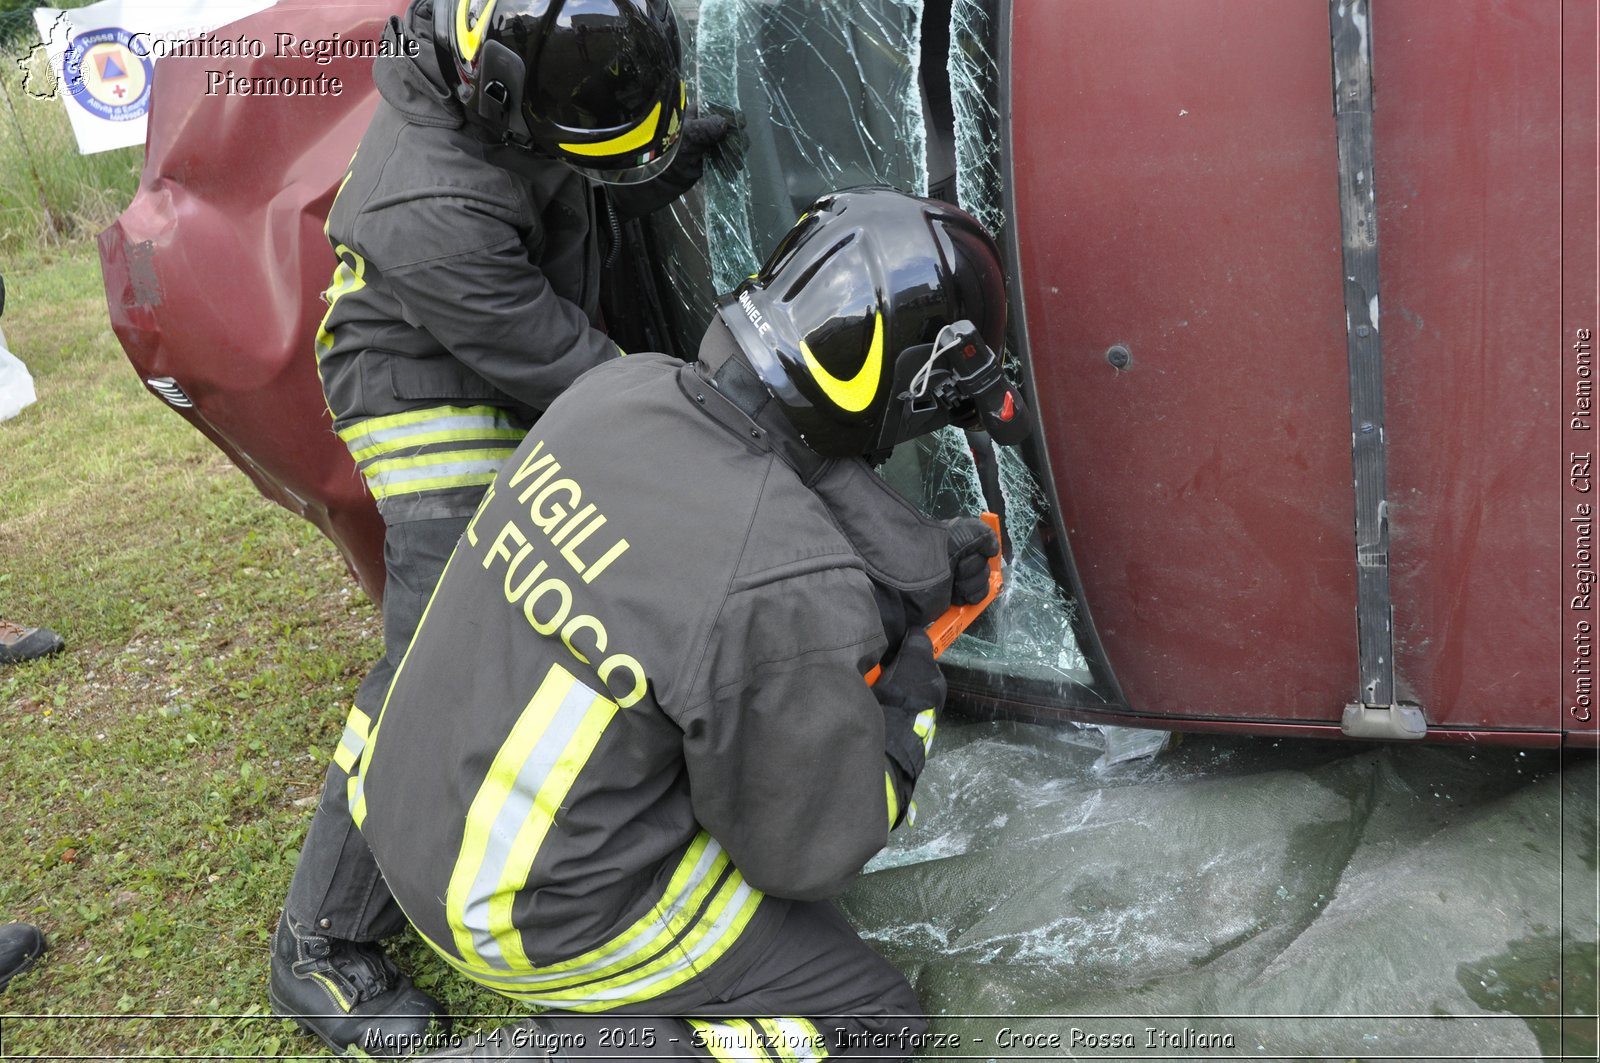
[33,0,280,155]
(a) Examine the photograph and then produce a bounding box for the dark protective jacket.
[314,1,690,523]
[343,333,954,1008]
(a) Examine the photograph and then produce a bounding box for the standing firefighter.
[347,188,1017,1060]
[273,0,736,1052]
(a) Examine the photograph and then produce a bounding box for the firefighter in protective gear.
[273,0,737,1055]
[343,189,1013,1060]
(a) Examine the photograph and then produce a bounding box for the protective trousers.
[426,901,928,1062]
[284,514,469,940]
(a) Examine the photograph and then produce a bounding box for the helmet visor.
[561,125,682,184]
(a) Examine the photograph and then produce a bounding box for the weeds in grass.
[0,28,142,254]
[0,242,530,1056]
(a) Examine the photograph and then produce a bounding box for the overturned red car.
[102,0,1598,747]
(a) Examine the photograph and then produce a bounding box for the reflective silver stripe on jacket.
[336,406,526,501]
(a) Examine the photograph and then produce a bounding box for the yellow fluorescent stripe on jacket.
[446,664,582,969]
[420,832,729,995]
[434,868,750,997]
[313,247,367,361]
[368,471,502,499]
[338,404,507,439]
[311,182,364,401]
[428,870,752,998]
[537,879,763,1010]
[361,447,518,477]
[516,833,720,978]
[422,864,763,1009]
[336,706,372,808]
[338,405,524,460]
[483,689,619,970]
[332,706,371,774]
[350,429,525,464]
[481,837,730,990]
[361,446,517,499]
[913,708,937,756]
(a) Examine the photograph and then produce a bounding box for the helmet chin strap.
[908,342,940,405]
[895,321,1031,449]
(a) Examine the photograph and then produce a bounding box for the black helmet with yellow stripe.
[434,0,687,185]
[716,188,1021,461]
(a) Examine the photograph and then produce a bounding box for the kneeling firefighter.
[346,188,1022,1060]
[273,0,740,1052]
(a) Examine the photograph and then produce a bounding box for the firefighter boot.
[0,620,64,665]
[269,913,446,1058]
[0,922,45,991]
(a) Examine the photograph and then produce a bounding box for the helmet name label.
[738,290,773,339]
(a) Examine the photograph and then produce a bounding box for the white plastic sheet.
[0,340,38,422]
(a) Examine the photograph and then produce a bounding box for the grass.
[0,241,522,1056]
[0,34,144,254]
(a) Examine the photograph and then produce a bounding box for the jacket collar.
[683,320,952,594]
[373,0,463,130]
[686,317,829,484]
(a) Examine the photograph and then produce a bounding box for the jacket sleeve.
[678,564,897,902]
[361,199,621,411]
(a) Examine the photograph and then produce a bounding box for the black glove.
[670,105,748,185]
[875,630,945,785]
[694,103,748,180]
[946,517,999,605]
[604,106,747,219]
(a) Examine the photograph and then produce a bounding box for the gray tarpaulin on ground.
[841,723,1597,1061]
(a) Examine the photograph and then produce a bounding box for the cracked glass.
[642,0,1091,697]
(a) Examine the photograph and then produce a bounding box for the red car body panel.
[1012,0,1360,724]
[1008,0,1595,741]
[100,0,394,599]
[1379,2,1566,731]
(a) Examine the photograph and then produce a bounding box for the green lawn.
[0,39,142,254]
[0,241,516,1057]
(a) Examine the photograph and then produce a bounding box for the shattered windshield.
[644,0,1093,702]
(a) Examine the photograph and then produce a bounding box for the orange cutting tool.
[865,511,1003,686]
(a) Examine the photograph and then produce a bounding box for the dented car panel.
[100,0,392,598]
